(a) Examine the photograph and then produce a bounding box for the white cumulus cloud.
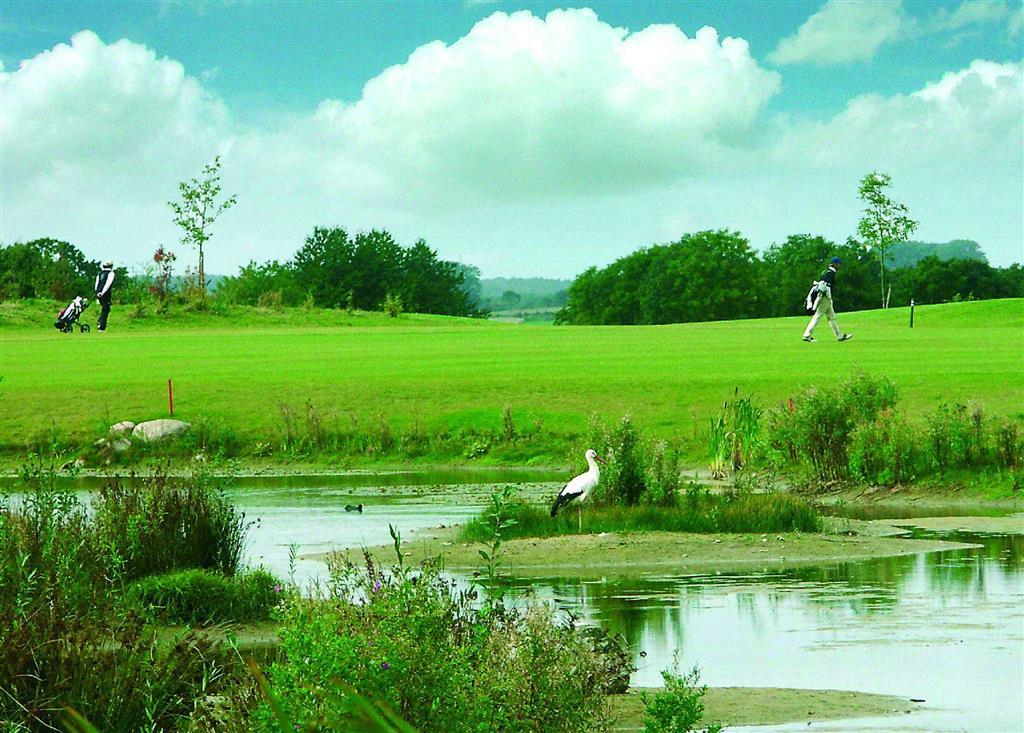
[768,0,905,66]
[1,12,1021,277]
[312,9,780,201]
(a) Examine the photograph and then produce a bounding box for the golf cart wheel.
[80,324,91,333]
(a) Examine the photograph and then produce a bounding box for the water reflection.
[500,532,1023,731]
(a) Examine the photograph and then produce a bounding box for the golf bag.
[804,281,827,315]
[55,296,90,333]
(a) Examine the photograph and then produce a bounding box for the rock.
[110,421,136,435]
[113,438,132,453]
[131,419,191,442]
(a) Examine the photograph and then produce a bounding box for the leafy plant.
[641,662,720,733]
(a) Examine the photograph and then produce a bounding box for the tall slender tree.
[857,172,918,308]
[168,156,237,297]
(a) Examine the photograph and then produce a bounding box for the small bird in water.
[550,449,606,532]
[344,503,363,513]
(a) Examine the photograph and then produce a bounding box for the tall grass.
[0,459,248,731]
[94,467,251,579]
[460,491,820,542]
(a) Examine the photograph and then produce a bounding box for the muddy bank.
[609,687,918,730]
[877,514,1024,535]
[310,529,979,577]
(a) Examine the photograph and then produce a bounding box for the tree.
[168,156,237,298]
[856,172,918,308]
[0,238,99,300]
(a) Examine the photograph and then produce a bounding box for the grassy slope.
[2,299,1021,458]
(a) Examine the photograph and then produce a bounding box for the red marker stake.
[168,379,174,417]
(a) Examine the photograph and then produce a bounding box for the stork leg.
[578,503,582,533]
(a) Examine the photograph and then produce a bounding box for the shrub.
[641,665,720,733]
[263,553,624,732]
[849,409,918,486]
[383,292,402,317]
[92,468,251,580]
[126,568,282,624]
[926,403,978,473]
[996,420,1021,468]
[771,372,898,483]
[581,415,683,507]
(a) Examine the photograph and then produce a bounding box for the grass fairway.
[1,299,1021,460]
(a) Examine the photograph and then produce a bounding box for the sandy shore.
[609,686,919,730]
[308,528,979,577]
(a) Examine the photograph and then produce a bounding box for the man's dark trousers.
[97,296,111,331]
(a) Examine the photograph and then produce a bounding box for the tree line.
[554,231,1023,325]
[217,226,480,316]
[0,230,482,318]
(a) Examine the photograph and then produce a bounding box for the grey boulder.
[110,421,136,435]
[132,419,191,442]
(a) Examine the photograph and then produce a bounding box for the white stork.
[550,449,606,531]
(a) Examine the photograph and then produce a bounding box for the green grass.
[2,298,1021,464]
[460,493,822,541]
[125,568,282,625]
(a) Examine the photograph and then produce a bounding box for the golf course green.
[2,298,1021,461]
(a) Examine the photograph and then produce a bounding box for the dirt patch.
[878,514,1024,535]
[608,686,918,730]
[309,530,979,577]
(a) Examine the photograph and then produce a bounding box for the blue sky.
[2,1,1022,276]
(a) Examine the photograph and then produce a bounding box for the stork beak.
[594,454,607,465]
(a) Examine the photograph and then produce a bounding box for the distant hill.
[479,277,570,311]
[888,240,987,269]
[480,277,572,299]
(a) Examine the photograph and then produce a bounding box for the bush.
[641,665,720,733]
[770,372,898,483]
[383,292,402,317]
[263,554,624,732]
[93,468,251,580]
[126,568,281,624]
[849,409,919,486]
[996,420,1021,468]
[926,402,989,473]
[581,415,683,506]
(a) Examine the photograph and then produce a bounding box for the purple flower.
[274,584,282,594]
[372,581,382,593]
[381,662,390,670]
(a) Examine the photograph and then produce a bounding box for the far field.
[1,298,1021,462]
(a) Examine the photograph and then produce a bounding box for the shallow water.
[229,481,1022,733]
[10,474,1021,731]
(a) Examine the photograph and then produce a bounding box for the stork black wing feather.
[550,488,581,517]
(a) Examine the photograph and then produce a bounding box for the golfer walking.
[94,260,115,332]
[803,257,853,343]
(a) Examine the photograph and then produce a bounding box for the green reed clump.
[0,459,245,732]
[263,551,625,733]
[460,491,819,541]
[93,467,250,580]
[126,567,282,625]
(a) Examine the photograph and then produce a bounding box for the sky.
[2,0,1022,278]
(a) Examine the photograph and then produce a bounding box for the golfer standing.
[94,260,115,332]
[803,256,853,343]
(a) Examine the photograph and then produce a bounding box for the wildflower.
[373,580,382,592]
[381,662,390,670]
[274,584,282,594]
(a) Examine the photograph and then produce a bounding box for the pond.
[7,471,1020,731]
[229,478,1023,733]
